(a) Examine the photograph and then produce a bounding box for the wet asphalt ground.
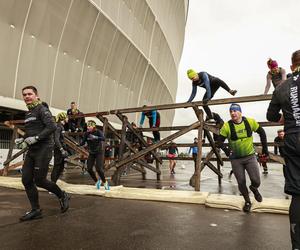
[0,161,291,250]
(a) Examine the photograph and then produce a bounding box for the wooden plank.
[110,94,272,114]
[161,142,277,148]
[135,159,161,174]
[129,164,146,174]
[113,121,201,169]
[3,147,27,166]
[200,150,215,171]
[205,161,223,178]
[97,115,153,173]
[116,113,162,164]
[64,135,89,158]
[255,146,285,165]
[204,129,223,166]
[136,121,280,132]
[4,121,25,136]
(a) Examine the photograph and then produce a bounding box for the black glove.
[262,147,269,156]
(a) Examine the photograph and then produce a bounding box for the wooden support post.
[119,116,127,159]
[155,156,161,181]
[192,107,204,191]
[217,154,222,185]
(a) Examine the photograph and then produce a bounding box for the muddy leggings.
[230,154,260,203]
[22,146,63,210]
[87,152,106,183]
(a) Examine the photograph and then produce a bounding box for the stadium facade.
[0,0,188,128]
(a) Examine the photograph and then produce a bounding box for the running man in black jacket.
[19,86,70,221]
[51,112,69,183]
[267,50,300,249]
[81,120,110,190]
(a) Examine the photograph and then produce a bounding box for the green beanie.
[87,120,96,127]
[187,69,197,80]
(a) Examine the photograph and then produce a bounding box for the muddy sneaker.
[249,185,263,202]
[230,90,237,96]
[104,181,110,191]
[243,202,252,213]
[19,209,42,222]
[96,179,101,190]
[59,191,70,213]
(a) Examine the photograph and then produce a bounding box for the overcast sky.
[173,0,300,146]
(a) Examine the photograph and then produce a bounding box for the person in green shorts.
[217,103,269,212]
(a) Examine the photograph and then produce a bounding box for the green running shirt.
[220,117,259,158]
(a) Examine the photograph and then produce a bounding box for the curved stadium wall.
[0,0,188,126]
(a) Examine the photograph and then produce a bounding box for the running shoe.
[243,202,252,213]
[249,185,263,202]
[104,181,110,191]
[20,209,42,222]
[230,90,237,96]
[96,179,101,190]
[59,191,70,213]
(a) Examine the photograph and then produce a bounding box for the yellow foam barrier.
[0,177,290,214]
[104,186,209,204]
[206,194,290,215]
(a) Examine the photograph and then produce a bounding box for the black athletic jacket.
[267,72,300,134]
[24,103,57,148]
[54,123,66,150]
[81,129,105,154]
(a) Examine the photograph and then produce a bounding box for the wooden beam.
[3,147,28,166]
[204,129,223,166]
[137,121,280,132]
[64,135,89,158]
[97,115,154,174]
[255,146,285,165]
[161,142,278,148]
[116,113,162,164]
[135,159,161,174]
[113,121,201,169]
[4,121,25,136]
[205,161,223,178]
[110,94,272,114]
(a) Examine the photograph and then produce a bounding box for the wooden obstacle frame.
[1,94,284,191]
